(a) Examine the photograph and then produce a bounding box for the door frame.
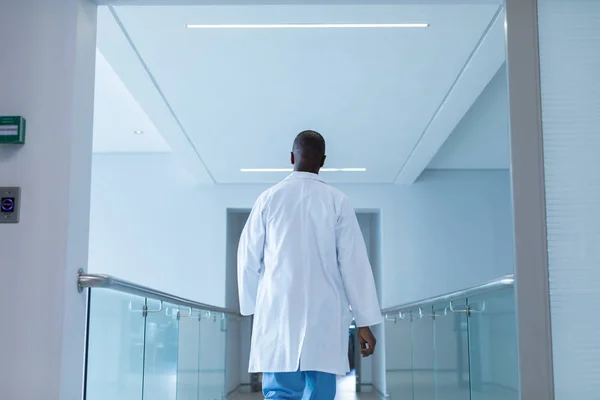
[504,0,555,398]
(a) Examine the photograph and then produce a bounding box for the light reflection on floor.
[336,372,357,396]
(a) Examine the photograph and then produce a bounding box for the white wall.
[89,154,514,310]
[384,169,514,307]
[89,154,262,307]
[537,1,600,398]
[0,2,97,400]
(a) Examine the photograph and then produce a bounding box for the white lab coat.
[238,172,382,375]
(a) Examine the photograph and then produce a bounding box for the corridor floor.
[230,373,379,400]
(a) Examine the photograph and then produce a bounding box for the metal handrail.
[78,272,240,316]
[381,274,514,315]
[79,272,514,318]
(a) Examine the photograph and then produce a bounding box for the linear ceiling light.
[323,168,367,172]
[241,168,366,172]
[241,168,293,172]
[187,23,429,29]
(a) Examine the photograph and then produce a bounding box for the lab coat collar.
[285,171,325,183]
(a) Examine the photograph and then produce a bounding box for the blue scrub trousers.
[262,370,337,400]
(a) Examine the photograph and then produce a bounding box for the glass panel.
[198,311,227,400]
[385,313,414,399]
[468,288,518,400]
[433,300,470,400]
[86,289,145,400]
[412,307,435,400]
[177,308,201,400]
[143,301,180,400]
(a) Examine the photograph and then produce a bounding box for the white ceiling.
[428,64,509,170]
[93,50,171,153]
[94,4,507,184]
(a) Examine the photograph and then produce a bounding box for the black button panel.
[1,197,15,213]
[0,187,20,223]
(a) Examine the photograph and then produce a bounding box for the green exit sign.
[0,116,26,145]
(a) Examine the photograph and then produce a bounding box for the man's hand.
[358,327,377,357]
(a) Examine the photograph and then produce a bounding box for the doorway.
[351,211,382,394]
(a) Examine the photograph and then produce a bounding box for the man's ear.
[291,152,295,165]
[321,155,326,168]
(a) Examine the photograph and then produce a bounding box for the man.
[238,130,382,399]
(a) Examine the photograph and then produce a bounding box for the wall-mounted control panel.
[0,187,21,223]
[0,116,26,145]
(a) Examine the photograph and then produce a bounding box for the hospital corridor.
[78,1,524,396]
[2,0,598,400]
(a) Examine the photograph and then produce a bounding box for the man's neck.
[294,167,320,174]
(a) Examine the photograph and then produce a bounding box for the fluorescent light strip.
[187,23,429,29]
[323,168,367,172]
[241,168,293,172]
[241,168,366,172]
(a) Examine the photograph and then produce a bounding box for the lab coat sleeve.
[336,196,383,327]
[237,194,266,316]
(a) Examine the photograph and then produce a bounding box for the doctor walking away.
[238,130,383,399]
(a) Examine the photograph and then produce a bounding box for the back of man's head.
[292,130,326,172]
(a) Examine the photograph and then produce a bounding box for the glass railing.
[383,275,518,400]
[79,273,517,400]
[79,273,240,400]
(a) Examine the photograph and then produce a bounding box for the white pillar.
[0,1,97,399]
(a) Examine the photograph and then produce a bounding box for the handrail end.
[77,272,114,291]
[77,268,85,293]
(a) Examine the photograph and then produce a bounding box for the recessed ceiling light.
[187,23,429,29]
[240,168,366,172]
[133,130,144,135]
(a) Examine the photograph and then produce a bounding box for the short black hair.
[292,130,326,162]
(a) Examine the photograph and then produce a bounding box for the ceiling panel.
[107,4,500,183]
[93,49,171,153]
[428,64,509,170]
